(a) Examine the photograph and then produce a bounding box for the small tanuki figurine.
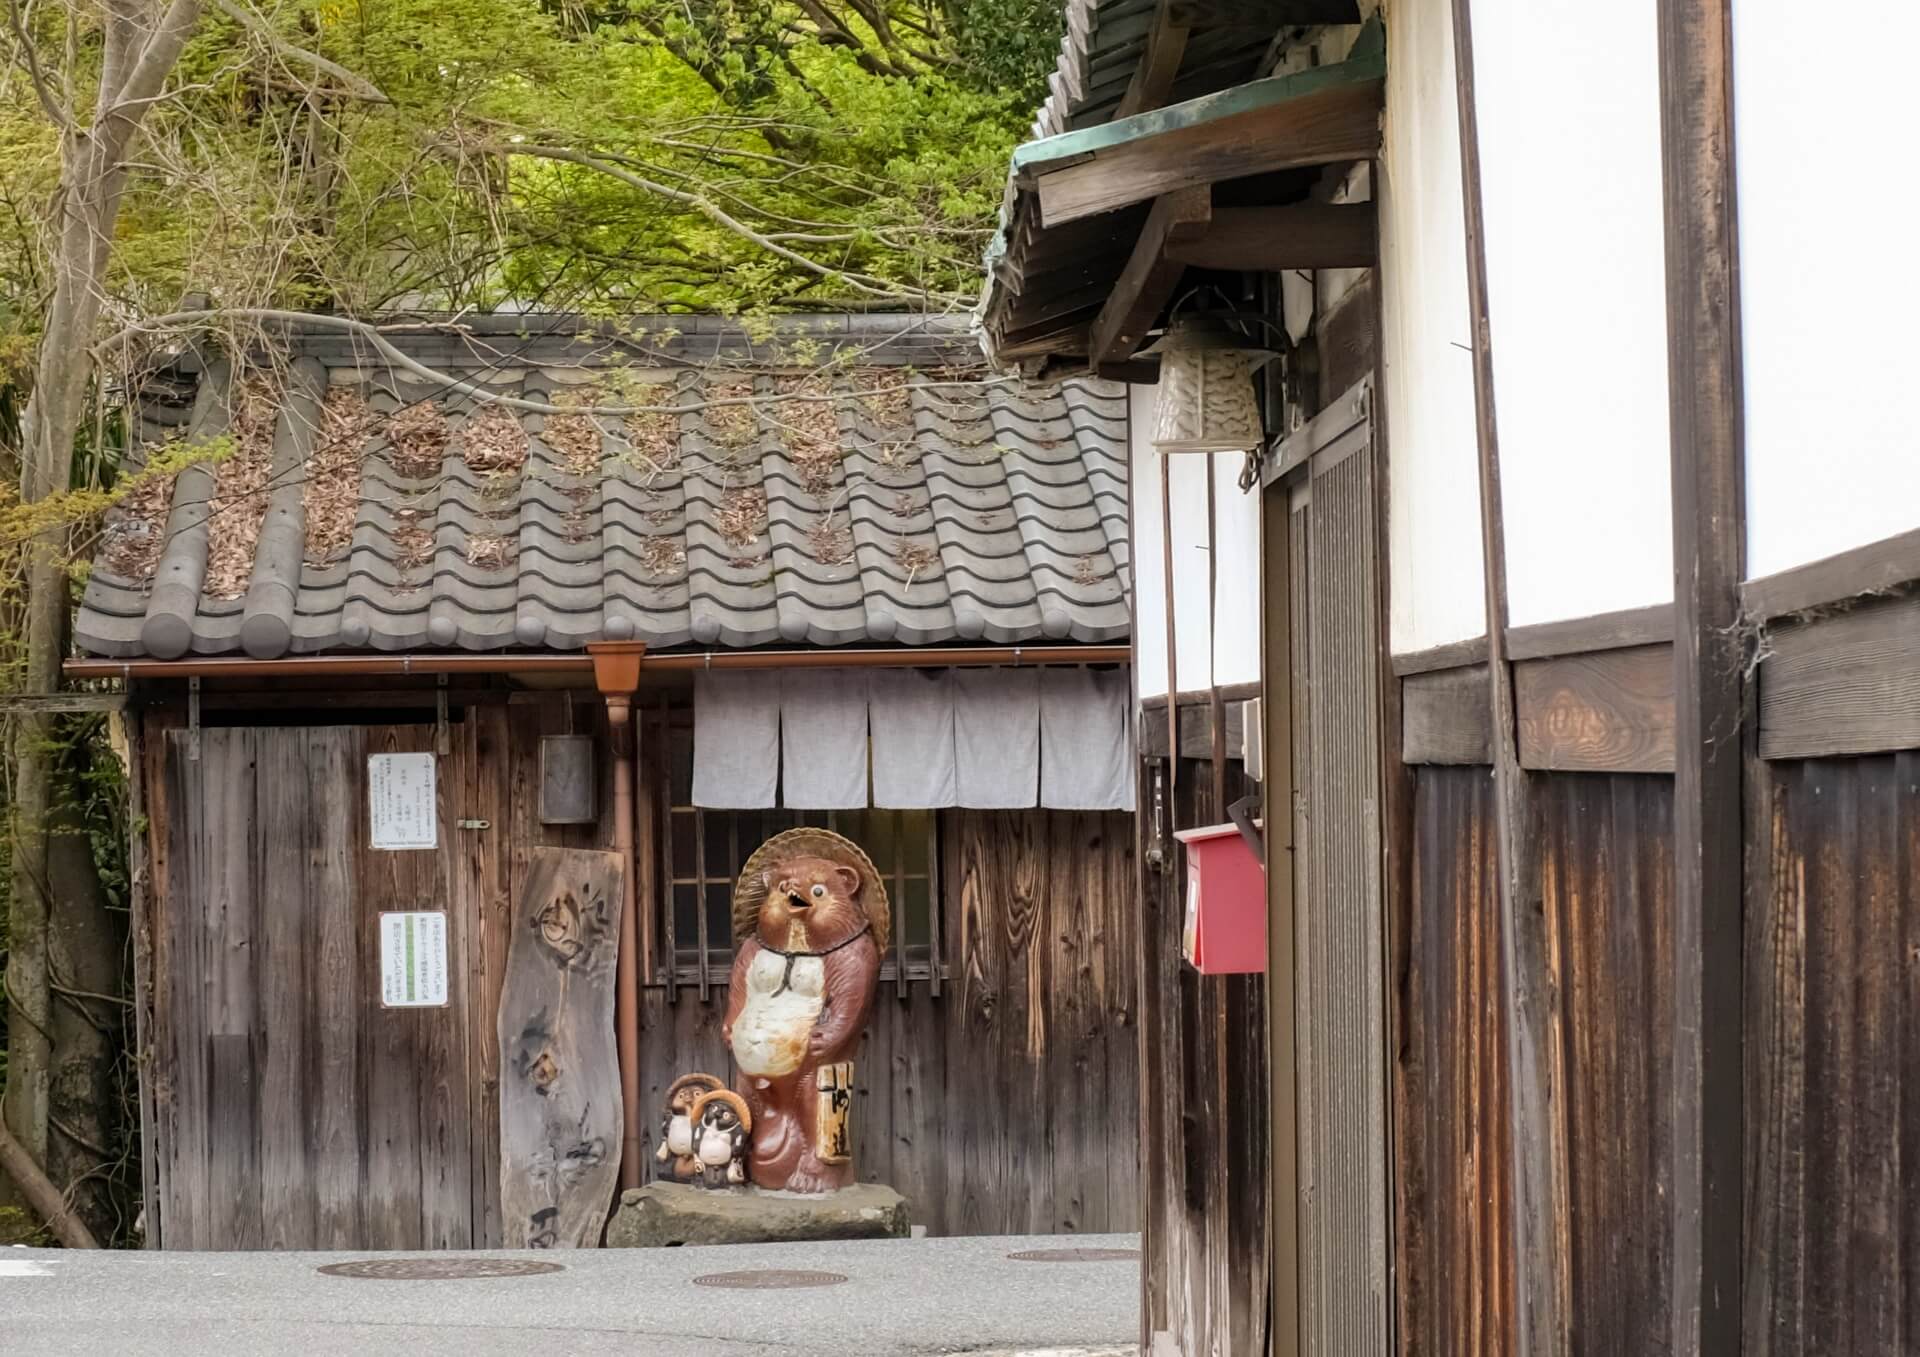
[722,828,885,1193]
[689,1089,753,1188]
[655,1073,724,1184]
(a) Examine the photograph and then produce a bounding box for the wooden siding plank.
[257,728,315,1249]
[1740,525,1920,620]
[1399,767,1513,1356]
[1506,604,1674,662]
[1403,664,1492,765]
[306,728,364,1249]
[1515,646,1676,774]
[207,729,262,1250]
[460,707,513,1245]
[1760,593,1920,760]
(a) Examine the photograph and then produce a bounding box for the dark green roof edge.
[1009,15,1386,179]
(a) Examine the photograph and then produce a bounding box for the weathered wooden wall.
[140,695,1138,1248]
[146,717,506,1250]
[1396,765,1511,1356]
[635,806,1140,1238]
[1747,751,1920,1357]
[1137,752,1268,1357]
[1395,767,1675,1357]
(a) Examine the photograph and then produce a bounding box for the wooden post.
[1656,0,1744,1351]
[1448,1,1572,1351]
[1260,476,1299,1357]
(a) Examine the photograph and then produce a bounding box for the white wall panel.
[1472,0,1674,626]
[1130,384,1171,701]
[1210,450,1262,690]
[1735,2,1920,578]
[1379,0,1485,653]
[1128,385,1260,701]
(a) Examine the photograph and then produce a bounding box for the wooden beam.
[1657,0,1744,1352]
[1089,186,1212,371]
[1114,0,1190,121]
[1028,59,1385,226]
[1168,0,1361,26]
[1165,203,1376,272]
[1450,0,1572,1352]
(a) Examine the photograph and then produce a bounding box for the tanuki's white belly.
[732,949,826,1076]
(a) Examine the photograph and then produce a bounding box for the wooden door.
[149,715,508,1250]
[1269,377,1390,1353]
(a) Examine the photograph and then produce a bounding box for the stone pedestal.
[607,1181,910,1248]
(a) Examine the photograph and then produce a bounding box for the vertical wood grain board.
[1136,754,1269,1357]
[1746,753,1920,1357]
[1398,766,1514,1357]
[152,723,481,1250]
[497,846,625,1248]
[1536,773,1675,1354]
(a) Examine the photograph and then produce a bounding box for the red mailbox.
[1174,822,1267,975]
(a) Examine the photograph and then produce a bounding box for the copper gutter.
[588,643,647,1193]
[64,644,1129,681]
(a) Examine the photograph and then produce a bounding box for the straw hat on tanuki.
[731,826,891,951]
[689,1088,753,1135]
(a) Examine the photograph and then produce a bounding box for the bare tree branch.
[211,0,390,104]
[5,0,68,129]
[499,141,962,305]
[99,308,997,418]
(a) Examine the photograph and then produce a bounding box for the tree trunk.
[3,0,204,1233]
[47,795,125,1240]
[6,137,120,1188]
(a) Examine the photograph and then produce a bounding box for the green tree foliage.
[1,0,1063,330]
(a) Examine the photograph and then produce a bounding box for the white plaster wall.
[1130,384,1172,700]
[1128,385,1261,701]
[1471,0,1674,625]
[1378,0,1485,652]
[1735,2,1920,577]
[1210,450,1262,690]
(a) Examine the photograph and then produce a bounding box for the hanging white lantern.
[1148,319,1269,454]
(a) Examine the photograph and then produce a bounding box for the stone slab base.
[607,1181,911,1248]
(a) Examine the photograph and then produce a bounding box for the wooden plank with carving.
[1515,645,1675,773]
[498,846,625,1249]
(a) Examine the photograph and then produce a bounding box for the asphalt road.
[1,1233,1140,1356]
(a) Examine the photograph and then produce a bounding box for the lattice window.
[646,710,944,1000]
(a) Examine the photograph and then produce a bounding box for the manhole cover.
[692,1269,849,1290]
[317,1258,565,1280]
[1006,1248,1141,1263]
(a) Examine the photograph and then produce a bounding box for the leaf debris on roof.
[774,375,842,497]
[103,452,178,583]
[387,400,449,478]
[716,485,768,549]
[466,532,514,571]
[204,377,283,600]
[808,512,855,566]
[706,378,759,450]
[458,402,529,475]
[306,388,372,566]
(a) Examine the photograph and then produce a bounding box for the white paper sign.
[380,912,449,1008]
[368,752,437,850]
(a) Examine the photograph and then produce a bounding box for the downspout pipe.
[588,642,646,1194]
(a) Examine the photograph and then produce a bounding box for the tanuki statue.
[722,828,884,1193]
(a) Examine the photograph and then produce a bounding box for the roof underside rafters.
[979,0,1380,381]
